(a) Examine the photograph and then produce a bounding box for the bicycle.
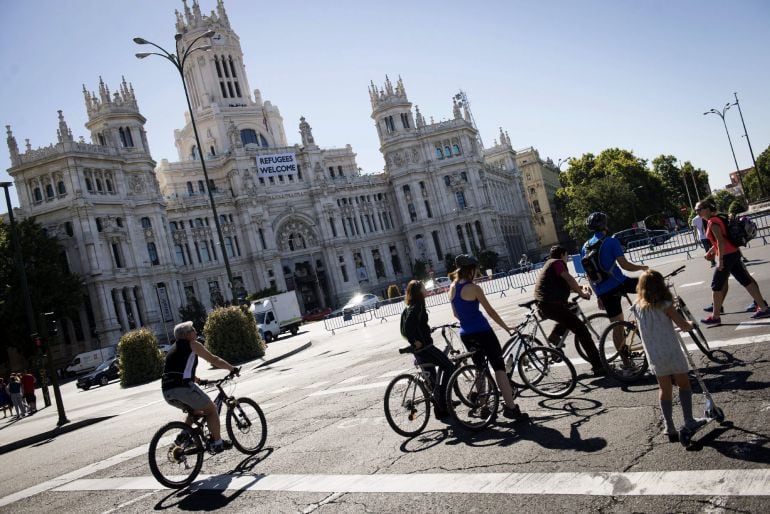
[598,265,721,383]
[445,321,577,431]
[148,368,267,489]
[383,323,467,437]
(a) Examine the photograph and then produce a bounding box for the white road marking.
[680,282,705,288]
[117,398,165,416]
[99,491,156,514]
[308,381,391,396]
[338,375,366,384]
[301,381,329,389]
[54,469,770,496]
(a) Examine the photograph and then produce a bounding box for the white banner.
[156,286,174,322]
[256,152,297,177]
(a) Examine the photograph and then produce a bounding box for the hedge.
[203,305,265,363]
[118,328,163,387]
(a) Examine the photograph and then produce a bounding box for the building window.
[224,237,235,258]
[444,146,452,158]
[436,148,444,160]
[106,179,114,192]
[240,129,258,146]
[112,242,124,268]
[408,203,417,222]
[57,181,66,195]
[453,144,461,156]
[475,221,486,248]
[45,184,54,198]
[461,171,468,182]
[147,242,160,265]
[85,178,93,192]
[329,217,337,237]
[432,231,443,259]
[96,179,103,192]
[424,200,433,218]
[384,116,395,134]
[191,145,199,160]
[258,228,267,249]
[141,217,152,229]
[400,113,410,129]
[443,175,451,187]
[174,245,186,266]
[533,199,541,213]
[456,191,467,210]
[457,225,468,254]
[96,218,103,232]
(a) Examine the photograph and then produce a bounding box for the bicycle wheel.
[502,334,543,389]
[599,321,648,383]
[148,421,204,489]
[445,364,499,431]
[383,374,430,437]
[226,397,267,454]
[576,313,611,362]
[518,346,576,398]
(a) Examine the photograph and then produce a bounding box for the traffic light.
[44,312,58,337]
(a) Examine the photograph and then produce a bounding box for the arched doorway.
[275,218,329,312]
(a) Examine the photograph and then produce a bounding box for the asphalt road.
[0,249,768,513]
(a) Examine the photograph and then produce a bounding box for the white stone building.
[4,0,536,361]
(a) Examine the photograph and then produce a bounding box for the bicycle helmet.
[454,254,479,268]
[586,211,608,231]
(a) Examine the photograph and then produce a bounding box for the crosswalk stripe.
[54,469,770,496]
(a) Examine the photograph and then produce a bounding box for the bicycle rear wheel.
[445,364,499,431]
[518,346,577,398]
[148,421,204,489]
[577,313,611,362]
[226,398,267,454]
[383,374,430,437]
[502,334,542,389]
[599,321,648,382]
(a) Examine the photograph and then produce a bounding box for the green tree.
[0,218,85,362]
[178,297,207,335]
[478,250,498,272]
[412,259,428,280]
[743,143,770,201]
[118,328,163,387]
[204,306,264,363]
[709,190,742,213]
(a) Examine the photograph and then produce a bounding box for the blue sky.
[2,0,769,211]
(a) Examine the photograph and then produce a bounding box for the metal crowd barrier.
[506,269,539,293]
[475,272,512,297]
[322,308,374,334]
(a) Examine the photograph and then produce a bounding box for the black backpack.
[581,238,613,284]
[714,213,756,247]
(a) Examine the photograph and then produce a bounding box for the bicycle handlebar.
[430,322,460,333]
[665,265,686,279]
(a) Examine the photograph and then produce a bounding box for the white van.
[66,347,116,375]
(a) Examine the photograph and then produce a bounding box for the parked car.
[303,307,332,322]
[342,293,381,314]
[424,276,451,295]
[612,228,672,250]
[76,357,120,390]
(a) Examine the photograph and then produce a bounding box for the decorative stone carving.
[275,218,318,252]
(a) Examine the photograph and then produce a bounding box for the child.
[632,269,707,442]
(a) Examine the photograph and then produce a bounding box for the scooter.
[676,329,725,448]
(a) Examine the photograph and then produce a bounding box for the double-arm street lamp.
[134,31,235,302]
[704,103,746,200]
[556,157,571,171]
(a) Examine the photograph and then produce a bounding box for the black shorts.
[460,329,506,372]
[711,252,752,291]
[598,277,639,318]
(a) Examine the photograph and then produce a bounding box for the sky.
[2,0,769,212]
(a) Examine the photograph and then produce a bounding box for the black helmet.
[454,254,479,268]
[586,212,608,231]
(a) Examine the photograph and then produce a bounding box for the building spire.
[415,105,425,128]
[57,110,73,143]
[217,0,231,28]
[6,125,20,166]
[453,97,462,119]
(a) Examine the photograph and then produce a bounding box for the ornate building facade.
[4,0,536,361]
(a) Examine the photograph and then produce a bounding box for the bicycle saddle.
[518,299,538,309]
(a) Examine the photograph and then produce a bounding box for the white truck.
[65,346,116,375]
[249,291,302,343]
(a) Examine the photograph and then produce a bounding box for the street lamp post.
[732,92,767,198]
[134,31,235,302]
[704,104,746,200]
[556,157,571,171]
[1,182,68,426]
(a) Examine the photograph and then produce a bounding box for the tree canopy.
[0,218,85,362]
[742,143,770,201]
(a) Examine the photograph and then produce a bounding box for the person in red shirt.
[20,370,37,414]
[696,200,770,325]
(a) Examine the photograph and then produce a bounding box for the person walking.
[696,200,770,325]
[632,269,707,441]
[581,212,648,362]
[400,280,456,419]
[8,374,26,419]
[535,245,605,376]
[691,212,715,267]
[449,254,529,422]
[20,370,37,415]
[0,378,11,419]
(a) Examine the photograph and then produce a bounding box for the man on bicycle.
[582,213,648,360]
[162,321,238,453]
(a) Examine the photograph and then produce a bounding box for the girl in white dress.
[632,270,706,441]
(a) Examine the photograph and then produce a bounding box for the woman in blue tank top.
[449,255,529,422]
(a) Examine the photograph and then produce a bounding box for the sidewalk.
[0,336,313,455]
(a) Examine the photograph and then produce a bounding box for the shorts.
[598,276,639,318]
[163,383,211,412]
[712,252,752,291]
[460,329,506,372]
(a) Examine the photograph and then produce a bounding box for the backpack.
[714,213,757,247]
[581,238,612,284]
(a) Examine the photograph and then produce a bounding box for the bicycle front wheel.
[599,321,648,382]
[445,364,499,431]
[226,397,267,454]
[502,334,543,389]
[577,313,611,362]
[148,421,204,489]
[518,346,576,398]
[383,374,430,437]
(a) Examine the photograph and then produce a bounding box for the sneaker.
[502,405,530,422]
[703,305,724,314]
[750,307,770,320]
[663,429,679,443]
[210,439,233,453]
[683,418,708,432]
[591,366,607,377]
[700,316,721,326]
[745,301,758,312]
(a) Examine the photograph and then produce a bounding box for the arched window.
[444,146,452,158]
[96,179,103,192]
[240,129,258,146]
[57,181,66,195]
[187,182,194,195]
[259,133,269,147]
[288,233,306,252]
[140,217,152,229]
[443,176,451,187]
[106,179,113,193]
[147,242,159,266]
[174,244,186,266]
[64,221,74,237]
[475,221,486,248]
[116,217,123,227]
[436,148,444,160]
[85,178,93,192]
[33,188,43,202]
[45,184,54,198]
[453,144,461,156]
[170,221,178,232]
[190,145,198,160]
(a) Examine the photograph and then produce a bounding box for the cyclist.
[581,212,648,362]
[400,280,456,419]
[534,245,604,376]
[449,254,529,422]
[161,321,238,453]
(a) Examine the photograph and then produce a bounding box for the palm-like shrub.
[118,328,163,387]
[204,306,265,363]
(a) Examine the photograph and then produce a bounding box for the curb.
[252,341,312,370]
[0,415,115,455]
